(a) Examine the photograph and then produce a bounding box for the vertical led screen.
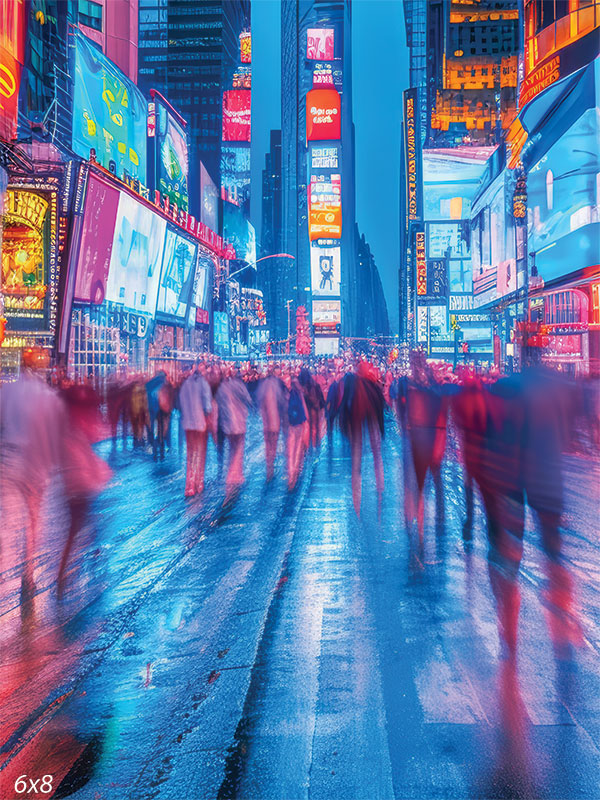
[156,227,197,321]
[222,90,251,142]
[1,190,52,330]
[222,201,256,265]
[154,99,189,212]
[240,31,251,63]
[0,0,26,141]
[199,162,218,231]
[307,28,334,60]
[308,175,342,241]
[72,32,147,183]
[310,246,341,297]
[105,192,166,314]
[220,145,251,210]
[306,89,341,141]
[404,88,422,223]
[74,173,121,304]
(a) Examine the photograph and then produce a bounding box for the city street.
[1,413,599,800]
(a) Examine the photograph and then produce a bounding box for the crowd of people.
[1,345,598,661]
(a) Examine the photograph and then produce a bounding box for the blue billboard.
[156,227,197,321]
[72,32,147,183]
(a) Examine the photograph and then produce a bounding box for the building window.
[79,0,102,31]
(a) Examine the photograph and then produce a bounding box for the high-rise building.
[281,0,358,354]
[77,0,139,82]
[355,225,390,338]
[138,0,251,218]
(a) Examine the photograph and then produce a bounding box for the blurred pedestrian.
[179,364,213,497]
[256,364,288,481]
[287,373,309,490]
[216,367,252,498]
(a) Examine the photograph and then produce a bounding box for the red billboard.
[307,28,334,60]
[306,89,341,142]
[222,90,251,142]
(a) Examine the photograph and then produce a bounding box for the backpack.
[288,388,307,426]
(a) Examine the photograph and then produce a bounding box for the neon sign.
[416,231,427,296]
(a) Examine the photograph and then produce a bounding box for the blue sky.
[250,0,408,330]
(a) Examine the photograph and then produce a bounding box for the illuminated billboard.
[73,32,147,182]
[310,245,341,297]
[309,174,341,241]
[199,162,218,231]
[222,201,256,266]
[311,145,339,170]
[222,90,251,142]
[154,98,189,212]
[404,88,422,222]
[415,230,426,296]
[193,252,212,318]
[307,28,334,60]
[312,299,341,325]
[105,192,167,314]
[220,145,251,210]
[240,30,251,63]
[156,227,197,320]
[306,88,341,141]
[74,173,120,304]
[1,190,52,330]
[0,0,26,142]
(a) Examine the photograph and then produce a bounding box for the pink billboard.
[307,28,334,60]
[74,174,120,304]
[222,90,251,142]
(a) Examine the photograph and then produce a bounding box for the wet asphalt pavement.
[1,412,599,800]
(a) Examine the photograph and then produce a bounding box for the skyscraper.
[280,0,358,353]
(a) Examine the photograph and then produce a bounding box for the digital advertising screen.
[309,174,342,241]
[0,0,26,142]
[194,252,212,312]
[155,100,189,212]
[306,88,341,141]
[311,145,340,170]
[312,299,341,325]
[222,201,257,266]
[74,173,121,304]
[307,28,334,60]
[199,162,219,232]
[105,192,166,315]
[310,245,341,297]
[240,30,251,63]
[220,145,251,210]
[72,32,147,183]
[222,90,251,142]
[156,227,197,320]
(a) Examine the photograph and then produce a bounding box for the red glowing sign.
[222,90,251,142]
[416,231,427,295]
[307,28,334,60]
[306,88,341,142]
[0,0,26,142]
[240,31,251,63]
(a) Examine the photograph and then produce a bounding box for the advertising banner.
[311,145,339,170]
[426,259,448,298]
[1,189,52,330]
[199,162,218,231]
[240,30,251,63]
[222,201,256,265]
[214,311,229,351]
[74,173,121,304]
[0,0,26,142]
[73,32,147,182]
[220,145,251,210]
[222,90,251,142]
[155,98,189,212]
[404,88,422,223]
[105,192,167,314]
[306,88,341,141]
[312,299,341,325]
[309,174,341,241]
[415,229,427,295]
[156,227,197,320]
[310,245,341,297]
[307,28,334,60]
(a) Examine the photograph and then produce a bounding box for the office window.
[79,0,102,31]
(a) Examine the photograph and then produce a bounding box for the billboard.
[2,190,52,330]
[74,173,120,304]
[240,30,251,63]
[307,28,334,60]
[0,0,26,142]
[156,227,197,320]
[105,191,167,314]
[220,145,251,210]
[310,246,341,297]
[415,229,426,296]
[73,32,147,182]
[311,145,339,170]
[309,174,341,241]
[222,201,256,265]
[404,88,422,222]
[312,299,341,325]
[154,98,189,212]
[222,90,251,142]
[306,88,341,141]
[199,162,218,231]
